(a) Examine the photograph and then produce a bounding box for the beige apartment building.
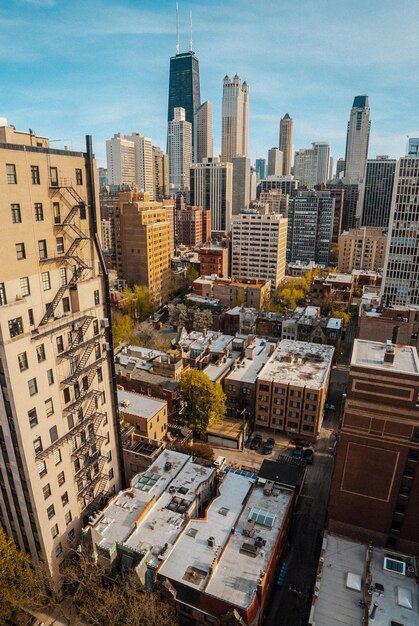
[118,389,168,441]
[114,190,171,304]
[338,227,388,272]
[0,123,122,579]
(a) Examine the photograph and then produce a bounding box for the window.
[30,165,40,184]
[28,378,38,396]
[259,384,269,392]
[28,408,38,428]
[54,449,62,466]
[18,352,28,371]
[51,524,59,539]
[55,543,63,557]
[302,424,314,432]
[47,504,55,520]
[61,491,69,507]
[36,344,46,362]
[34,203,44,221]
[28,309,34,326]
[47,369,54,385]
[59,267,67,286]
[53,202,61,224]
[41,272,51,291]
[45,398,54,418]
[74,382,80,399]
[49,425,58,443]
[97,367,103,383]
[9,317,23,338]
[56,237,64,254]
[75,168,83,185]
[38,460,47,478]
[38,240,47,260]
[16,243,26,260]
[33,437,43,453]
[0,283,6,305]
[94,289,100,305]
[383,556,405,574]
[43,484,51,500]
[287,421,298,429]
[20,277,30,297]
[50,167,58,187]
[67,414,74,430]
[65,510,72,526]
[93,320,99,336]
[63,387,70,403]
[62,297,70,313]
[57,471,65,487]
[108,468,114,480]
[79,203,86,219]
[6,163,17,184]
[56,336,64,353]
[68,528,75,540]
[11,204,22,223]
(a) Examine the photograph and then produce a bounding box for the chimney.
[370,602,379,620]
[384,340,395,365]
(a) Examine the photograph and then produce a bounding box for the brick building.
[198,244,229,278]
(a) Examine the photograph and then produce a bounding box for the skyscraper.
[193,100,213,163]
[152,146,169,200]
[287,191,335,265]
[106,133,154,199]
[255,158,266,181]
[336,158,345,178]
[344,95,371,179]
[190,157,233,235]
[267,148,283,177]
[279,113,293,176]
[167,50,200,152]
[382,157,419,306]
[327,177,359,231]
[221,74,249,162]
[357,156,396,227]
[313,142,331,186]
[294,142,331,188]
[232,155,250,215]
[407,138,419,157]
[167,107,192,191]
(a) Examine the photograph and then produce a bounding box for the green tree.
[330,309,351,328]
[181,370,226,434]
[185,267,199,285]
[112,313,134,347]
[121,285,153,321]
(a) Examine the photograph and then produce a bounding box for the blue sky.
[2,0,419,167]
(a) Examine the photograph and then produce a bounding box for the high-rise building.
[255,158,266,181]
[382,157,419,306]
[99,183,134,269]
[152,146,169,200]
[232,155,250,215]
[221,74,249,162]
[106,133,154,199]
[327,177,359,231]
[407,138,419,157]
[176,205,211,247]
[167,50,200,152]
[287,191,335,265]
[338,227,388,272]
[249,167,257,202]
[167,107,192,192]
[257,175,299,198]
[344,95,371,179]
[335,158,345,178]
[259,190,288,216]
[267,148,283,177]
[314,142,331,186]
[231,205,288,287]
[115,190,171,304]
[357,156,396,227]
[190,157,233,235]
[294,142,331,188]
[0,123,122,579]
[193,101,213,163]
[98,167,108,188]
[279,113,293,176]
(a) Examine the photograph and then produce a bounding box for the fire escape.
[33,181,110,510]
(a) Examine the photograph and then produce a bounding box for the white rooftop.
[202,355,236,382]
[351,339,419,375]
[118,389,167,420]
[258,340,334,389]
[327,317,343,330]
[326,272,353,284]
[226,339,277,385]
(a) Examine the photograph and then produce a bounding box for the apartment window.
[108,468,114,480]
[47,369,54,385]
[74,382,80,399]
[51,524,59,539]
[28,309,34,326]
[50,167,58,187]
[19,276,30,297]
[33,437,43,454]
[41,272,51,291]
[31,165,40,185]
[67,414,74,430]
[47,505,56,520]
[55,543,63,557]
[97,367,103,383]
[56,237,64,254]
[94,289,100,305]
[28,378,38,396]
[79,203,86,219]
[36,344,46,362]
[11,204,22,224]
[290,390,301,398]
[93,320,99,335]
[6,163,17,184]
[38,240,47,260]
[53,202,61,224]
[68,527,75,540]
[287,421,298,429]
[101,391,106,405]
[45,398,54,418]
[75,168,83,185]
[62,297,70,314]
[56,335,64,353]
[259,384,269,392]
[77,479,83,493]
[290,401,300,408]
[59,267,67,286]
[307,393,317,401]
[38,460,47,478]
[61,491,69,507]
[0,283,6,305]
[16,243,26,260]
[27,407,38,428]
[43,483,51,500]
[63,387,70,403]
[57,471,65,486]
[9,317,24,338]
[34,203,44,221]
[65,511,72,526]
[302,424,314,432]
[18,352,28,371]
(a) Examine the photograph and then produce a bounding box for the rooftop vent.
[384,343,395,364]
[208,536,215,547]
[240,542,258,558]
[243,518,256,537]
[164,461,172,471]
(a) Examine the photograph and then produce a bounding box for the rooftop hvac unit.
[264,480,274,496]
[243,519,256,537]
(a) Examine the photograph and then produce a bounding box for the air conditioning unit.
[101,318,110,328]
[73,322,79,331]
[103,342,110,351]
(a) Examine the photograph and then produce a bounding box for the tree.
[121,285,153,321]
[168,303,189,329]
[192,308,213,332]
[185,267,199,286]
[135,326,172,352]
[0,528,39,623]
[330,309,351,328]
[181,370,226,434]
[112,313,134,347]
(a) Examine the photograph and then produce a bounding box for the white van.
[214,455,226,471]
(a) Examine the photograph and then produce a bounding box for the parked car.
[262,437,275,455]
[325,402,336,411]
[250,434,263,450]
[291,437,311,448]
[304,448,314,464]
[292,447,303,460]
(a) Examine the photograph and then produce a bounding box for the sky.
[2,0,419,168]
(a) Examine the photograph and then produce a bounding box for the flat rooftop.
[226,339,277,385]
[309,533,419,626]
[118,389,167,420]
[351,339,419,375]
[258,340,334,389]
[202,355,237,382]
[326,273,353,284]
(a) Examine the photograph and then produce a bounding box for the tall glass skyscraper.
[344,95,371,180]
[167,51,201,150]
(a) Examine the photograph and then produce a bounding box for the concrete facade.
[338,227,388,272]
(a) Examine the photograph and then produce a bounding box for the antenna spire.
[189,10,193,52]
[176,2,180,55]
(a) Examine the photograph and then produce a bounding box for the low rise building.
[118,389,168,441]
[312,272,354,309]
[199,244,229,278]
[176,205,211,247]
[193,276,271,309]
[358,302,419,350]
[222,306,259,335]
[256,311,284,339]
[255,340,334,438]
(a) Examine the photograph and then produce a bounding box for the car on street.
[250,434,263,450]
[291,437,311,448]
[325,402,336,410]
[292,447,303,460]
[304,448,314,464]
[261,437,275,455]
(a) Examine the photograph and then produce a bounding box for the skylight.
[249,506,276,528]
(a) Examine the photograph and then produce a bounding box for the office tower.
[249,167,257,202]
[357,156,396,227]
[0,123,122,579]
[190,157,233,235]
[257,175,298,198]
[327,177,359,231]
[287,191,335,264]
[329,339,419,554]
[167,107,192,192]
[267,148,283,177]
[259,189,288,216]
[338,227,388,272]
[232,155,250,215]
[231,206,288,287]
[313,142,331,185]
[106,133,154,199]
[221,74,249,162]
[167,50,200,153]
[279,113,293,175]
[382,157,419,306]
[336,158,345,178]
[152,146,169,200]
[344,95,371,179]
[407,138,419,157]
[176,205,211,246]
[328,156,334,181]
[294,142,331,188]
[98,167,108,188]
[193,101,213,163]
[255,158,266,181]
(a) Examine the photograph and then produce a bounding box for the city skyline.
[1,0,419,166]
